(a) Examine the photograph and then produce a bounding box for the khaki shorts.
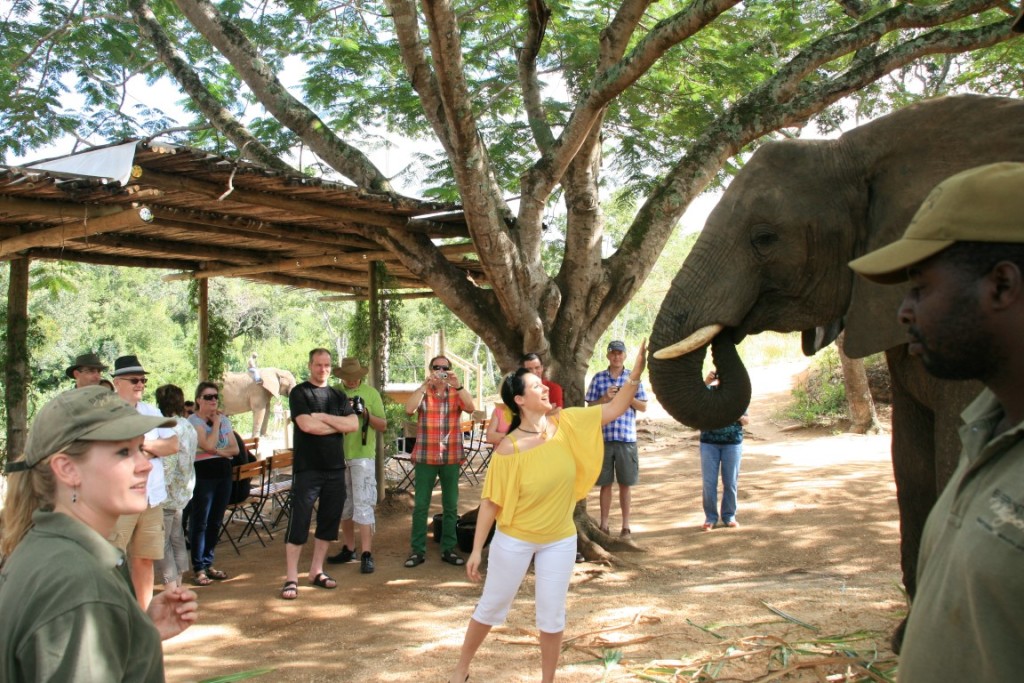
[110,505,165,560]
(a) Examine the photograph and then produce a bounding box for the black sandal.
[441,549,465,566]
[404,552,425,568]
[280,580,298,600]
[311,572,337,589]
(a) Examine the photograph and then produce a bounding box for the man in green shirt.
[849,162,1024,681]
[327,357,388,574]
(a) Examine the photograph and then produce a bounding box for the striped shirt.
[585,368,647,443]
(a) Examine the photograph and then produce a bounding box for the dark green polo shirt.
[0,510,164,682]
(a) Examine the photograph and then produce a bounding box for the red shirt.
[411,386,471,465]
[544,378,564,409]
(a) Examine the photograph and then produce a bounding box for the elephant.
[220,367,297,438]
[648,95,1024,612]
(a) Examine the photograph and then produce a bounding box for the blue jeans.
[187,475,232,572]
[700,442,742,525]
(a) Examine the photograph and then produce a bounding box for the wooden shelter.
[0,140,474,461]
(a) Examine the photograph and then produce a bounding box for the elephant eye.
[750,226,779,258]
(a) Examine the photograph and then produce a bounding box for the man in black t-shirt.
[280,348,358,600]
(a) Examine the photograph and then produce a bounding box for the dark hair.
[308,347,332,362]
[194,381,219,401]
[500,368,532,433]
[155,384,185,417]
[428,355,450,369]
[519,352,541,365]
[940,241,1024,281]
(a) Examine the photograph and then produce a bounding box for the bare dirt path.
[163,362,904,682]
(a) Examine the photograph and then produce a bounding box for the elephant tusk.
[653,324,724,360]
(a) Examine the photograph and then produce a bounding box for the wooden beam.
[319,290,437,302]
[149,207,378,250]
[198,279,209,381]
[138,169,410,229]
[160,241,478,281]
[239,270,367,295]
[0,206,155,258]
[6,257,30,461]
[70,232,271,263]
[0,194,126,219]
[24,248,198,271]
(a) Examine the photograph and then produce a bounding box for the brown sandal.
[192,570,213,586]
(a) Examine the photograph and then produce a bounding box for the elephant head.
[650,95,1024,430]
[258,367,296,399]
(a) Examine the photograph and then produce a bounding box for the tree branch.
[128,0,292,173]
[517,0,555,152]
[170,0,394,192]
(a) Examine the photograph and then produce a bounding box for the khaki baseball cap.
[849,162,1024,284]
[5,386,174,473]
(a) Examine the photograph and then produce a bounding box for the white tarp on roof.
[25,141,139,186]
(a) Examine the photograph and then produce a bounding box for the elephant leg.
[260,405,272,437]
[887,352,938,603]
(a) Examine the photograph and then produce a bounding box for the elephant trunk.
[649,330,751,431]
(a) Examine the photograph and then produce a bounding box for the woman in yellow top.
[450,341,647,683]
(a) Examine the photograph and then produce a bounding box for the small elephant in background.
[648,95,1024,633]
[221,367,296,437]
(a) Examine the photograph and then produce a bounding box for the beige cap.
[849,162,1024,284]
[6,386,174,473]
[332,357,370,381]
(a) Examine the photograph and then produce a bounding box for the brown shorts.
[110,505,165,560]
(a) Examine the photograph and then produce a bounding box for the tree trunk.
[5,257,30,465]
[837,331,882,435]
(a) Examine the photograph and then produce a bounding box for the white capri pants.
[472,529,577,633]
[342,458,377,528]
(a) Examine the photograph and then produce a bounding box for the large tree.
[2,0,1022,402]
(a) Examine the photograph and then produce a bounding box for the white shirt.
[136,401,174,506]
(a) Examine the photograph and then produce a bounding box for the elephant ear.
[261,368,281,397]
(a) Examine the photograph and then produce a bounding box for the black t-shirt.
[289,381,353,472]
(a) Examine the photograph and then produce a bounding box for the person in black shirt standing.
[280,348,359,600]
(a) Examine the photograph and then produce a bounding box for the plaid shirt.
[585,368,647,443]
[411,386,470,465]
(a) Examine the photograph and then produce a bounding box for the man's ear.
[989,261,1023,310]
[48,453,81,488]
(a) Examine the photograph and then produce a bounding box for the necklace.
[518,419,549,438]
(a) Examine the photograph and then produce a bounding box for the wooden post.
[370,262,386,504]
[5,257,30,463]
[198,278,209,381]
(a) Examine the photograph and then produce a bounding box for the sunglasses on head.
[200,393,219,401]
[119,377,147,386]
[431,364,450,371]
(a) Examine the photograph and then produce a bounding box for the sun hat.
[111,354,149,377]
[333,357,370,382]
[607,340,627,352]
[5,386,174,472]
[65,352,107,379]
[849,162,1024,284]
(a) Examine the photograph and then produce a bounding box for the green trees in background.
[3,1,1020,409]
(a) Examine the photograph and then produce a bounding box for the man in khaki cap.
[849,162,1024,681]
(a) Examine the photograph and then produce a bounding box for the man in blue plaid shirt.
[585,340,648,539]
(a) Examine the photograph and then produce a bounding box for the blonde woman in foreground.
[0,386,199,681]
[450,341,647,683]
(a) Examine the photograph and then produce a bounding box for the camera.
[350,396,365,415]
[436,371,448,380]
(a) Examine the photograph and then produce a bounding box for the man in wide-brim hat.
[65,352,107,388]
[327,357,387,575]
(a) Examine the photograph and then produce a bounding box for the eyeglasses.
[431,365,451,371]
[118,377,147,386]
[200,394,219,401]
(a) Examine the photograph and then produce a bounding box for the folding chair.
[387,440,416,493]
[218,459,272,554]
[242,436,259,458]
[266,449,295,530]
[459,419,483,485]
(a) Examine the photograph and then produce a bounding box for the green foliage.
[785,347,847,427]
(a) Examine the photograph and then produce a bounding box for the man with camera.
[280,348,359,600]
[326,358,387,574]
[403,355,476,568]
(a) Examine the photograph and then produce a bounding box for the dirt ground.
[163,362,905,682]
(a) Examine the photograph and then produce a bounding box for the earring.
[72,486,78,504]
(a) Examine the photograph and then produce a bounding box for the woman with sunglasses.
[403,355,475,568]
[449,342,646,683]
[0,386,199,681]
[185,381,238,586]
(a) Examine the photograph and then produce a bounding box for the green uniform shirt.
[899,389,1024,682]
[342,382,385,461]
[0,510,164,682]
